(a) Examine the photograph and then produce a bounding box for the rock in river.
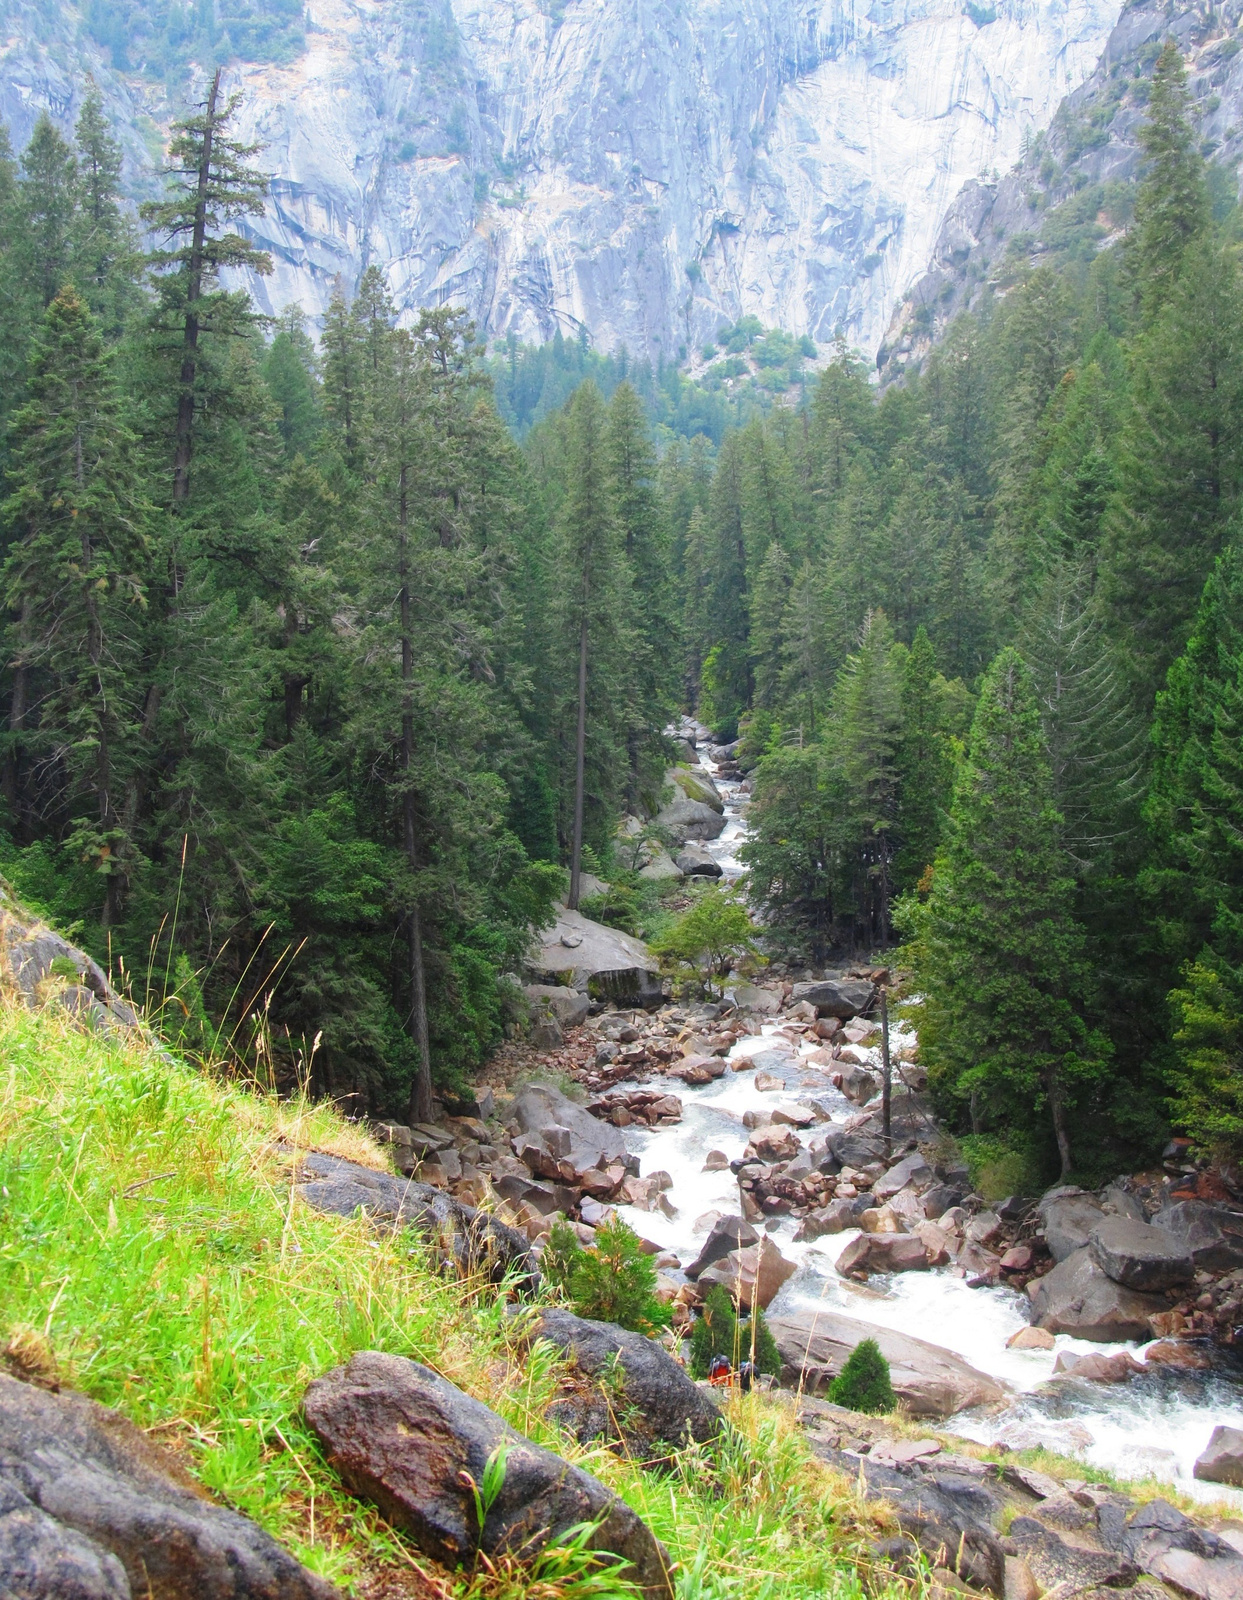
[767,1309,1005,1417]
[1027,1247,1166,1341]
[529,908,662,1006]
[1036,1188,1104,1263]
[303,1352,673,1597]
[1087,1215,1194,1292]
[1195,1425,1243,1487]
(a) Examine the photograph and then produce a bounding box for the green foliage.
[689,1284,781,1379]
[827,1339,895,1414]
[650,884,759,995]
[547,1217,672,1336]
[900,649,1110,1179]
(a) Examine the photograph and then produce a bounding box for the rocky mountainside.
[879,0,1243,379]
[0,0,1120,359]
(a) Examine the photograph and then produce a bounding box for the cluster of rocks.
[799,1399,1243,1600]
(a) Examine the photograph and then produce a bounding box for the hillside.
[878,0,1242,378]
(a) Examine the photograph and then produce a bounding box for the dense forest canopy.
[2,34,1243,1188]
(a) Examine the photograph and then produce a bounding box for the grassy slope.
[0,999,903,1600]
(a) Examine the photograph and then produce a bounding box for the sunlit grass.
[0,1001,913,1597]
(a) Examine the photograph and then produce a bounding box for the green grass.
[0,1000,913,1598]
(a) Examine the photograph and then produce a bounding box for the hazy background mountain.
[0,0,1122,359]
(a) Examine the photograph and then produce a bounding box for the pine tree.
[16,114,77,312]
[903,647,1108,1177]
[1,289,149,922]
[140,68,272,504]
[894,625,954,895]
[551,381,632,907]
[828,1338,894,1414]
[1124,41,1209,323]
[1101,238,1243,711]
[1146,549,1243,1159]
[72,84,141,333]
[832,609,902,947]
[748,541,792,713]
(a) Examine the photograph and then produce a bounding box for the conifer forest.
[3,42,1243,1191]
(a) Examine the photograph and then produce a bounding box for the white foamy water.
[620,729,1243,1501]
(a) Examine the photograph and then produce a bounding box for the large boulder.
[788,978,874,1018]
[523,984,591,1029]
[872,1152,933,1201]
[1036,1188,1104,1263]
[533,1309,722,1456]
[1152,1201,1243,1272]
[0,1373,339,1600]
[684,1216,759,1280]
[1027,1247,1167,1341]
[767,1310,1005,1417]
[665,766,724,813]
[732,984,782,1015]
[303,1353,672,1598]
[836,1234,931,1277]
[696,1237,796,1310]
[652,795,727,844]
[528,908,662,1007]
[1195,1426,1243,1487]
[507,1083,631,1185]
[0,887,139,1036]
[674,844,722,877]
[1088,1215,1195,1292]
[296,1151,537,1289]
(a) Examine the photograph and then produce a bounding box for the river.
[613,727,1243,1502]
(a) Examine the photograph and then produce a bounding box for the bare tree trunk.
[880,987,892,1158]
[1049,1075,1072,1179]
[3,594,30,830]
[172,68,221,505]
[568,609,588,911]
[398,461,434,1127]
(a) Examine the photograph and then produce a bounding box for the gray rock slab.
[1088,1215,1195,1292]
[1027,1247,1166,1341]
[1037,1189,1105,1263]
[1153,1201,1243,1272]
[789,978,875,1018]
[524,984,591,1028]
[1196,1425,1243,1487]
[767,1309,1005,1417]
[0,1374,338,1600]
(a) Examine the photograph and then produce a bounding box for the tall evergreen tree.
[1,289,149,922]
[894,625,954,894]
[832,609,901,947]
[16,114,77,312]
[903,648,1108,1176]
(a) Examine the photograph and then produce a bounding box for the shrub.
[689,1284,780,1378]
[545,1217,670,1336]
[650,885,759,997]
[828,1338,895,1414]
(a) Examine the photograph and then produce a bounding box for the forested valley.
[1,42,1241,1192]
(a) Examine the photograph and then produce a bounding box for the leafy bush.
[542,1217,671,1335]
[689,1285,780,1379]
[650,885,759,996]
[828,1338,895,1414]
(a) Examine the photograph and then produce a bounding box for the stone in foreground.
[303,1352,673,1598]
[1195,1426,1243,1487]
[767,1309,1005,1417]
[0,1373,339,1600]
[1026,1247,1166,1341]
[533,1308,721,1457]
[1087,1215,1195,1292]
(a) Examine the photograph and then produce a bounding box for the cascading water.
[613,730,1243,1501]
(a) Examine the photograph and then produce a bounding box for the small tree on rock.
[828,1338,895,1414]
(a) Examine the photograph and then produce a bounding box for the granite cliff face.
[0,0,1122,358]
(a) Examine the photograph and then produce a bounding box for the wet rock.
[838,1234,931,1276]
[732,984,782,1015]
[1087,1215,1195,1292]
[1195,1426,1243,1487]
[873,1152,933,1200]
[0,1372,338,1600]
[1000,1245,1034,1273]
[768,1309,1005,1416]
[697,1237,796,1309]
[297,1151,536,1289]
[789,978,875,1018]
[823,1451,1004,1593]
[1051,1350,1141,1383]
[1037,1188,1105,1263]
[1151,1201,1243,1273]
[794,1199,856,1240]
[923,1185,967,1220]
[1008,1517,1138,1592]
[1145,1340,1212,1372]
[533,1308,722,1456]
[303,1353,672,1597]
[684,1216,759,1280]
[509,1084,630,1184]
[839,1064,880,1104]
[702,1150,730,1171]
[524,984,591,1029]
[1027,1247,1166,1341]
[674,844,723,877]
[1005,1326,1054,1351]
[753,1071,788,1094]
[653,794,727,844]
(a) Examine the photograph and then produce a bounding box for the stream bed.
[614,733,1243,1502]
